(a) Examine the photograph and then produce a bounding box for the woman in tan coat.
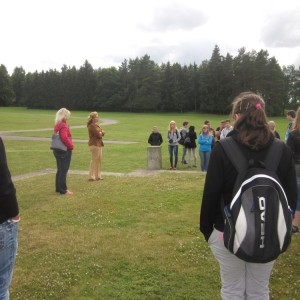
[87,112,105,181]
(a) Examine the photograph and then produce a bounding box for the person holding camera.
[167,120,181,170]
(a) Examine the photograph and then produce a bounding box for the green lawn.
[0,107,299,299]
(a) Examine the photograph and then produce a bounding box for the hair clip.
[255,103,262,109]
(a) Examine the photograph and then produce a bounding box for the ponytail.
[232,92,271,150]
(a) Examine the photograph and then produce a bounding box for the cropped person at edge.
[0,137,20,300]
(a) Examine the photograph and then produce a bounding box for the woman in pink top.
[53,108,74,195]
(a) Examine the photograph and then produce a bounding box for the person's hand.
[11,215,21,222]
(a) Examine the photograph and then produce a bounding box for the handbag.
[50,131,67,152]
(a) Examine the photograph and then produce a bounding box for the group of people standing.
[148,118,235,172]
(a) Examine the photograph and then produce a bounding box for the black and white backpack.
[179,129,187,145]
[220,137,293,263]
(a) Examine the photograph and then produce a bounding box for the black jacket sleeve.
[200,143,227,241]
[0,138,19,223]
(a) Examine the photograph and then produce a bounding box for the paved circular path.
[0,118,137,144]
[1,117,201,181]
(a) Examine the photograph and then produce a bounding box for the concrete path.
[0,118,138,144]
[12,168,200,182]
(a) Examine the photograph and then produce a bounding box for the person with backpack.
[167,120,181,170]
[200,92,296,300]
[185,125,197,168]
[179,121,189,165]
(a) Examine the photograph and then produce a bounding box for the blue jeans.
[0,220,19,300]
[168,145,178,168]
[53,150,72,194]
[199,151,211,171]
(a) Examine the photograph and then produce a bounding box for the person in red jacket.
[53,108,74,195]
[0,137,20,299]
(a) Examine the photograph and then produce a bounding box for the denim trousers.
[53,149,72,194]
[168,145,178,167]
[186,148,197,167]
[199,150,211,171]
[0,220,19,300]
[181,146,187,163]
[208,228,274,300]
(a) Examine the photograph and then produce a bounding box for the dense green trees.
[0,65,14,106]
[1,46,300,115]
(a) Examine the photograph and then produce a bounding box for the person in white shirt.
[220,119,233,139]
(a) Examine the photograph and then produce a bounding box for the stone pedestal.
[147,146,162,170]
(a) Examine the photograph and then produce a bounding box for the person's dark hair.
[183,121,189,126]
[204,120,210,125]
[232,92,271,150]
[188,125,195,134]
[287,110,296,118]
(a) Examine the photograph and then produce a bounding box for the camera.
[169,139,173,144]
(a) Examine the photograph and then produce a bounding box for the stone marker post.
[147,146,162,170]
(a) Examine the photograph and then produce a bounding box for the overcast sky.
[1,0,300,74]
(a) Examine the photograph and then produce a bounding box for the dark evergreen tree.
[11,67,26,105]
[126,55,161,112]
[93,67,121,111]
[283,65,300,110]
[73,60,96,110]
[0,64,14,106]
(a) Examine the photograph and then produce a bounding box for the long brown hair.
[292,107,300,132]
[232,92,271,150]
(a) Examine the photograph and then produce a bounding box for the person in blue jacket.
[198,124,213,172]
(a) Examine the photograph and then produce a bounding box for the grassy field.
[0,107,299,299]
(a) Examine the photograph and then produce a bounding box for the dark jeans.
[53,149,72,194]
[168,145,178,167]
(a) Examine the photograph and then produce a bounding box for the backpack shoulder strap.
[221,137,284,173]
[219,137,248,174]
[264,138,284,172]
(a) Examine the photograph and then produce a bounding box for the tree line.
[1,45,300,116]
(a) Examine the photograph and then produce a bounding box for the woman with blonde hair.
[53,108,74,195]
[268,120,280,139]
[87,112,105,181]
[167,120,181,170]
[200,92,296,299]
